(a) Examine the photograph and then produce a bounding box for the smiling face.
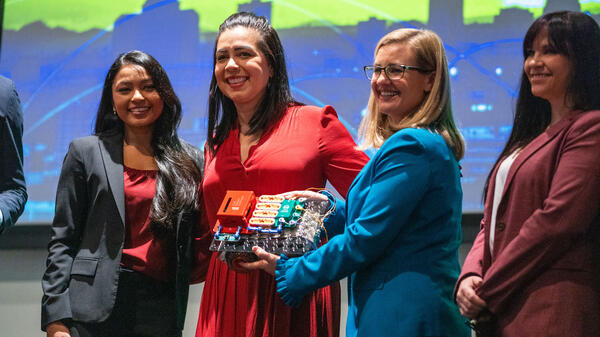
[112,64,163,134]
[524,29,573,108]
[371,42,433,124]
[214,26,272,115]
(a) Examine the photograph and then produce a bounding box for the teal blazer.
[276,128,469,337]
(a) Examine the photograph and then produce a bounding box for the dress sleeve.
[477,112,600,315]
[41,142,88,329]
[190,191,213,284]
[276,131,432,306]
[318,105,369,197]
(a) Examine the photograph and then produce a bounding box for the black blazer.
[0,76,27,233]
[41,132,204,330]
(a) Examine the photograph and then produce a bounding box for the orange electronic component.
[248,217,276,226]
[258,195,285,203]
[214,190,256,232]
[255,202,281,210]
[252,210,279,218]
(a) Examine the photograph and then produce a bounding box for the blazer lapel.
[98,132,125,226]
[500,110,581,202]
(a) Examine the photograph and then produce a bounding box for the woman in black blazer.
[41,51,211,337]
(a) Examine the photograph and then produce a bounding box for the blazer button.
[496,222,506,231]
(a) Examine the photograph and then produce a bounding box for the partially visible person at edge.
[0,75,27,234]
[455,11,600,336]
[41,50,212,337]
[195,12,369,337]
[245,28,470,337]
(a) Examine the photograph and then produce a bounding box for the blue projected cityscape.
[1,0,595,222]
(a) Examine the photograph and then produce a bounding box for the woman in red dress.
[195,12,369,337]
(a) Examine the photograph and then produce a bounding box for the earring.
[112,107,117,115]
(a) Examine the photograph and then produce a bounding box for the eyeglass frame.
[363,64,432,80]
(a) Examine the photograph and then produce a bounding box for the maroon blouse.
[120,165,171,282]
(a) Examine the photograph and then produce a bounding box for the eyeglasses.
[363,64,431,80]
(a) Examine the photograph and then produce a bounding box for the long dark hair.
[95,50,203,237]
[206,12,300,154]
[484,11,600,197]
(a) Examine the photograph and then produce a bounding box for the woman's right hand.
[46,321,70,337]
[456,275,487,319]
[280,190,328,201]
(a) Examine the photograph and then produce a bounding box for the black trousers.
[70,268,180,337]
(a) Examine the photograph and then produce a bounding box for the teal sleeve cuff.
[275,254,302,307]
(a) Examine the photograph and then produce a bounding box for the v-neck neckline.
[231,107,290,167]
[232,125,267,168]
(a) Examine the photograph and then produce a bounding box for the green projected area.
[464,0,600,24]
[3,0,146,32]
[3,0,600,33]
[183,0,428,30]
[4,0,428,33]
[269,0,427,28]
[465,0,534,24]
[178,1,239,32]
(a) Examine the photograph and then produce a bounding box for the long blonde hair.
[358,28,464,160]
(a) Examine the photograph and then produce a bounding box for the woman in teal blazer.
[245,28,469,337]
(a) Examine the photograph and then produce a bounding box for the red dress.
[196,105,369,337]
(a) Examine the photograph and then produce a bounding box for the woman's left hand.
[238,246,280,275]
[456,275,487,319]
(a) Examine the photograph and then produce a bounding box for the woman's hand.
[238,246,280,275]
[280,190,328,202]
[223,252,260,273]
[46,321,70,337]
[456,275,487,319]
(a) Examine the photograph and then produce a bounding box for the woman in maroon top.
[456,11,600,336]
[195,12,369,337]
[42,51,210,337]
